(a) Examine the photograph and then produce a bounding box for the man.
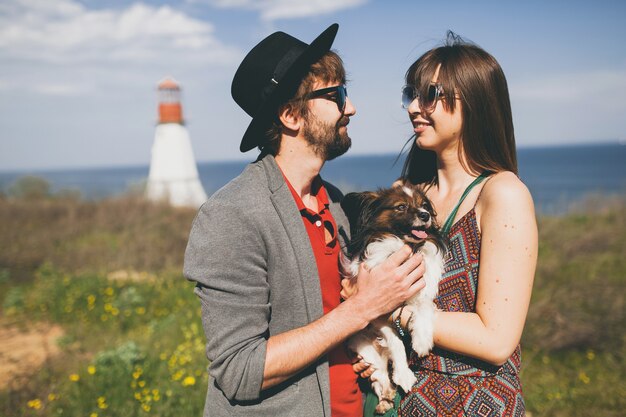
[183,24,425,416]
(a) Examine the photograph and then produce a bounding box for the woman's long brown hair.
[402,32,517,186]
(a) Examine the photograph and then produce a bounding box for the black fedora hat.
[232,24,339,152]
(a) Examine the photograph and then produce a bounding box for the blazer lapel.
[262,155,324,321]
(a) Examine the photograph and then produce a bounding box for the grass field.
[0,193,624,416]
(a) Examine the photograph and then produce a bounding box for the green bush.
[8,176,51,200]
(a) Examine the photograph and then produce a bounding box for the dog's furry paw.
[375,387,397,415]
[375,398,395,415]
[392,368,416,393]
[411,337,434,358]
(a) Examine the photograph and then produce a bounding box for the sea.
[1,143,625,215]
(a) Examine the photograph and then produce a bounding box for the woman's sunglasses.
[303,85,348,113]
[401,83,445,111]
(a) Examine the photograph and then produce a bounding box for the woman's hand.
[351,354,376,380]
[340,277,358,300]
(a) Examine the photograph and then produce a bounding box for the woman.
[356,33,537,416]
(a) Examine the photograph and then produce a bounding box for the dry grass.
[0,196,197,281]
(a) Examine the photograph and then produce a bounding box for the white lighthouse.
[145,77,207,208]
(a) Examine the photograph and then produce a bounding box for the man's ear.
[277,103,302,132]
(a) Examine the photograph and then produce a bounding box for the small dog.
[340,183,446,414]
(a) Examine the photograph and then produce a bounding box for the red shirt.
[284,174,362,417]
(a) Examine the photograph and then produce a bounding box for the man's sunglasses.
[302,85,348,113]
[401,83,445,111]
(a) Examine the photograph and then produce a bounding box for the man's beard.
[302,113,352,161]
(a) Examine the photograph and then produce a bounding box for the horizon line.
[0,139,623,175]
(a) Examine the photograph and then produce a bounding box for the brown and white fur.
[340,184,446,414]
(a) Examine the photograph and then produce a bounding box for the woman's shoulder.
[478,171,534,214]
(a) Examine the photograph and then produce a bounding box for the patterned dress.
[398,207,526,417]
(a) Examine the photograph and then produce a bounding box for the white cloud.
[207,0,368,20]
[510,69,626,143]
[0,0,241,96]
[510,69,626,102]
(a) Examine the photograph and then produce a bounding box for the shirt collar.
[281,172,330,215]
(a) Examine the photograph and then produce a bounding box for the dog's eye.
[395,204,407,211]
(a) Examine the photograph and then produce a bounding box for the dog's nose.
[418,211,430,222]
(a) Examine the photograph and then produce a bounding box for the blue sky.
[1,0,625,171]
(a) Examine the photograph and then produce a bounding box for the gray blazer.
[183,154,350,417]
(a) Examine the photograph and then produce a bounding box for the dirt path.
[0,322,64,390]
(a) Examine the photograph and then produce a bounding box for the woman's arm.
[432,171,537,365]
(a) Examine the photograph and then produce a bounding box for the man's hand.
[347,245,425,323]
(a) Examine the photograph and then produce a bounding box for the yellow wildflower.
[136,307,146,315]
[104,287,114,296]
[142,403,151,412]
[69,373,80,382]
[87,365,96,375]
[182,376,196,387]
[97,396,108,409]
[138,380,146,388]
[578,371,590,384]
[586,349,595,360]
[27,399,42,409]
[90,413,98,417]
[48,393,58,401]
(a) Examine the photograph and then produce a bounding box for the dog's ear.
[341,192,379,235]
[391,178,406,189]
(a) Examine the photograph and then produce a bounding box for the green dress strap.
[440,172,490,235]
[362,172,490,417]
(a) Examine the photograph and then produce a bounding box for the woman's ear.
[277,103,303,132]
